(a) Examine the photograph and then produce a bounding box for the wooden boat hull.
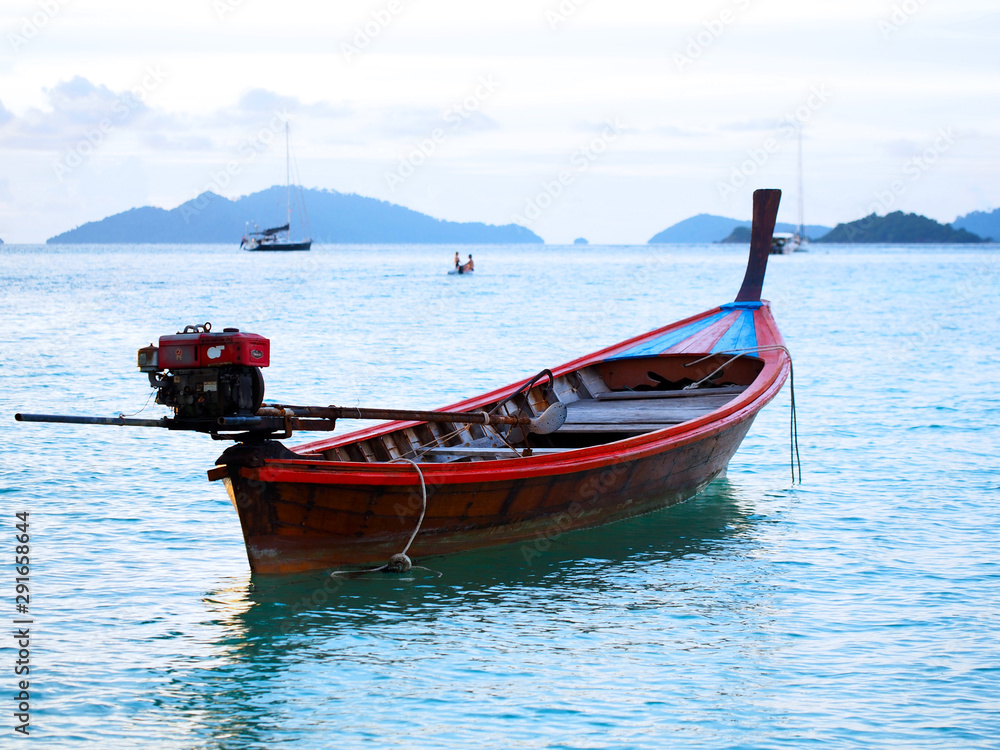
[222,415,758,573]
[215,293,789,574]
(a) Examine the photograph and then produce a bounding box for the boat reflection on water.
[228,480,762,625]
[157,479,771,745]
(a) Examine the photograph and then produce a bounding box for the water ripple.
[2,244,998,748]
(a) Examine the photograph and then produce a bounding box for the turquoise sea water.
[1,243,998,748]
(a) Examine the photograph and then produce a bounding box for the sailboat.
[241,123,312,252]
[769,127,806,255]
[791,125,807,251]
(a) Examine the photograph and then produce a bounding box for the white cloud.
[0,75,152,150]
[0,0,998,242]
[139,132,215,152]
[205,88,352,127]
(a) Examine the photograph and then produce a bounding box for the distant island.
[816,212,987,243]
[952,208,999,242]
[719,226,752,243]
[36,189,1000,246]
[651,209,997,245]
[46,186,543,245]
[649,214,831,244]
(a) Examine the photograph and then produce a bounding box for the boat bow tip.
[735,189,782,303]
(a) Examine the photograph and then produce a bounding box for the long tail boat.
[17,189,791,575]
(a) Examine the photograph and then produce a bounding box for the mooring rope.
[685,345,801,484]
[330,457,440,578]
[788,357,801,484]
[393,458,427,564]
[332,345,801,582]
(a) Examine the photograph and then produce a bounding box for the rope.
[330,457,440,578]
[788,358,802,485]
[405,423,467,461]
[483,400,531,457]
[118,388,156,418]
[685,345,801,485]
[394,458,427,561]
[491,424,528,458]
[404,410,525,462]
[487,369,553,456]
[397,371,555,462]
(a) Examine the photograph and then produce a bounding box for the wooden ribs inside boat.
[297,354,762,465]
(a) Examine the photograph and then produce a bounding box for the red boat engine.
[137,323,269,424]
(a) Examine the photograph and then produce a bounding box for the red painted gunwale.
[243,300,789,489]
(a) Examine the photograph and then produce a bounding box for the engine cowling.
[137,323,269,422]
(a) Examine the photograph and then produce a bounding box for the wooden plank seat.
[557,389,743,434]
[594,385,747,400]
[553,424,675,434]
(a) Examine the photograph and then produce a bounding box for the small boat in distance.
[449,253,475,274]
[770,232,798,254]
[242,222,312,252]
[241,123,312,252]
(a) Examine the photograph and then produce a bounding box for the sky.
[0,0,997,244]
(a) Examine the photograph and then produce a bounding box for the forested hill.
[952,208,999,242]
[647,213,831,243]
[46,187,544,244]
[816,211,987,243]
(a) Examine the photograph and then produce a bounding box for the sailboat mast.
[285,123,291,235]
[797,126,805,237]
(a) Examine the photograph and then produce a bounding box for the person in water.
[467,254,474,271]
[454,252,460,268]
